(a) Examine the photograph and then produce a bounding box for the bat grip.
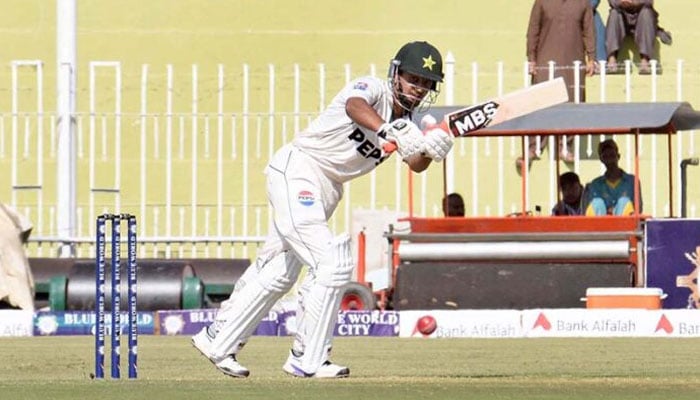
[437,120,450,134]
[421,120,451,135]
[381,139,398,153]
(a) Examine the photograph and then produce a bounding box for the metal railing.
[2,57,699,257]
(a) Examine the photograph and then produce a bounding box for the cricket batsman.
[192,41,453,378]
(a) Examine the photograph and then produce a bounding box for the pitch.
[1,336,699,399]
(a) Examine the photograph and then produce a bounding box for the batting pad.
[294,234,353,373]
[209,251,301,360]
[296,284,343,373]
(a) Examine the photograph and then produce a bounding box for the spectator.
[552,172,585,216]
[605,0,672,74]
[591,0,607,63]
[442,192,465,217]
[521,0,596,171]
[585,139,642,215]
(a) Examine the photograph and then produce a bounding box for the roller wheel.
[340,282,375,311]
[49,275,67,311]
[181,276,203,309]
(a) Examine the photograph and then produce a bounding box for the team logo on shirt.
[297,190,315,206]
[353,81,368,90]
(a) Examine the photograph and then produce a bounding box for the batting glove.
[378,119,424,160]
[423,127,453,162]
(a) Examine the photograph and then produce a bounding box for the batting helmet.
[391,41,444,85]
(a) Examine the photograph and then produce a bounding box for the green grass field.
[2,336,699,399]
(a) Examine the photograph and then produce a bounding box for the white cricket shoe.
[191,327,250,378]
[282,350,350,378]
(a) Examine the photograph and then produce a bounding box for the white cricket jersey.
[292,76,396,184]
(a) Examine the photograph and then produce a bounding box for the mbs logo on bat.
[449,101,499,136]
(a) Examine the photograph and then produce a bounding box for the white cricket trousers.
[210,143,345,363]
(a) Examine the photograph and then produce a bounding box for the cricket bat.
[428,77,568,136]
[383,77,568,154]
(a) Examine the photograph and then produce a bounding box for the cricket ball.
[420,114,437,129]
[416,315,437,335]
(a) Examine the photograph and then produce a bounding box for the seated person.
[605,0,672,74]
[585,139,643,215]
[442,192,465,217]
[552,172,584,216]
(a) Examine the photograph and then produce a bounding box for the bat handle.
[430,120,450,134]
[381,140,398,153]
